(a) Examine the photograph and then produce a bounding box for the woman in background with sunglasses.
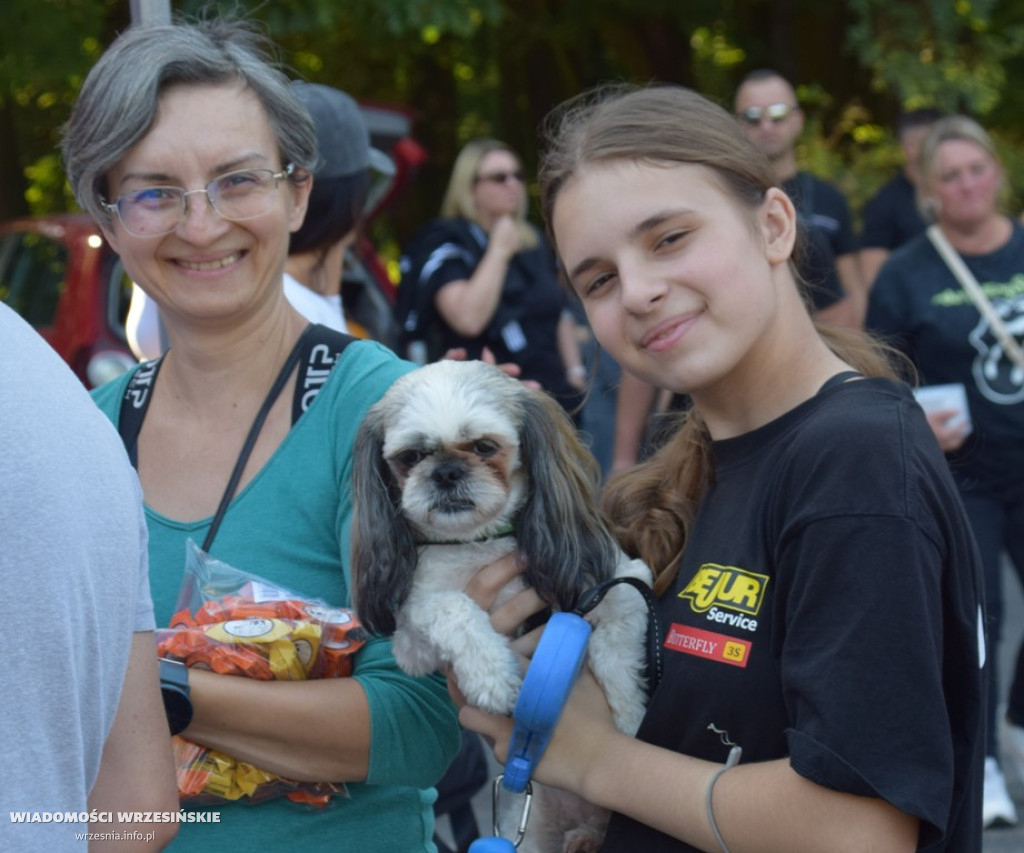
[399,138,584,412]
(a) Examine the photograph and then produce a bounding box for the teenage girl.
[456,84,985,853]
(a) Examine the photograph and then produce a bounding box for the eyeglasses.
[738,103,800,125]
[102,164,296,237]
[474,170,525,185]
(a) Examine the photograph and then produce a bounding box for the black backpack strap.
[291,323,356,423]
[117,324,353,466]
[118,357,165,469]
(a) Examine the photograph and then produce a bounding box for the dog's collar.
[416,524,516,546]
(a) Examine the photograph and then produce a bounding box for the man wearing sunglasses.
[734,69,865,329]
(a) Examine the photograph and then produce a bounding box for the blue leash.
[468,577,660,851]
[468,611,591,851]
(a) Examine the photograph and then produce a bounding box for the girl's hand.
[443,346,541,390]
[462,553,546,646]
[457,662,618,796]
[451,554,617,796]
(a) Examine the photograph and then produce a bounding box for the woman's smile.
[174,250,246,273]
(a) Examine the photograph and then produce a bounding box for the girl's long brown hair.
[538,83,905,594]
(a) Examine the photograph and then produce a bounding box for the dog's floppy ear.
[515,389,619,610]
[350,403,419,636]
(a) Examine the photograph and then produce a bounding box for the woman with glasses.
[398,138,585,412]
[60,16,459,853]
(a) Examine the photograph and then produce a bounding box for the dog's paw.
[460,666,522,715]
[391,630,439,677]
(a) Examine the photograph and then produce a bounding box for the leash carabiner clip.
[492,775,532,848]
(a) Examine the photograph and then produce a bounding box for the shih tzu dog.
[351,359,652,853]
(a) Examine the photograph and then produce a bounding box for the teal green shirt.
[93,339,459,852]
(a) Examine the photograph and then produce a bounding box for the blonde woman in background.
[398,138,584,413]
[867,114,1024,829]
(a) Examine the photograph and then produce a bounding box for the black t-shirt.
[417,218,578,409]
[601,377,984,852]
[860,171,927,251]
[867,223,1024,499]
[783,172,858,311]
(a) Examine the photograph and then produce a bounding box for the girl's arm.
[459,667,917,853]
[456,557,918,853]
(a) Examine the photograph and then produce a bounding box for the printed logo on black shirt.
[679,563,768,618]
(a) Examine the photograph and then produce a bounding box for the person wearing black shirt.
[859,108,945,288]
[401,139,583,414]
[867,114,1024,830]
[456,84,984,853]
[734,69,865,328]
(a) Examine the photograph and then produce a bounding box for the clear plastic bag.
[157,539,366,808]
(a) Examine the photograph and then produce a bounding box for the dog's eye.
[393,449,428,471]
[472,440,499,458]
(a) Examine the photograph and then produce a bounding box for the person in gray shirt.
[0,302,177,851]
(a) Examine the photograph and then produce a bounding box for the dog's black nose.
[432,458,466,489]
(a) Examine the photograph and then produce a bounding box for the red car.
[0,213,136,388]
[0,103,425,387]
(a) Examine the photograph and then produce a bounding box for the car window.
[0,231,67,328]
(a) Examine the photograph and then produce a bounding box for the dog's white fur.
[351,360,651,853]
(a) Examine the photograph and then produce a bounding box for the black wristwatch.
[159,657,193,736]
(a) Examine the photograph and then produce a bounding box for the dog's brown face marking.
[388,435,514,489]
[453,437,512,491]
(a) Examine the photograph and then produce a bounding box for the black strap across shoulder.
[119,356,165,468]
[117,322,355,552]
[290,323,356,423]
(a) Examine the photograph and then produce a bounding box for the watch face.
[162,685,193,735]
[159,659,193,735]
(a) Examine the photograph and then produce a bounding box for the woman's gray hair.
[61,16,318,223]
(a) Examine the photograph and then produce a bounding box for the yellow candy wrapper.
[158,540,366,810]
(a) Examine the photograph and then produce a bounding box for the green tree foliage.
[848,0,1024,114]
[0,0,118,216]
[6,0,1024,232]
[847,0,1024,211]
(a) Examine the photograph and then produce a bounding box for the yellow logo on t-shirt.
[679,564,769,616]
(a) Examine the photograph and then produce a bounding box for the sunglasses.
[739,103,799,125]
[474,170,525,185]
